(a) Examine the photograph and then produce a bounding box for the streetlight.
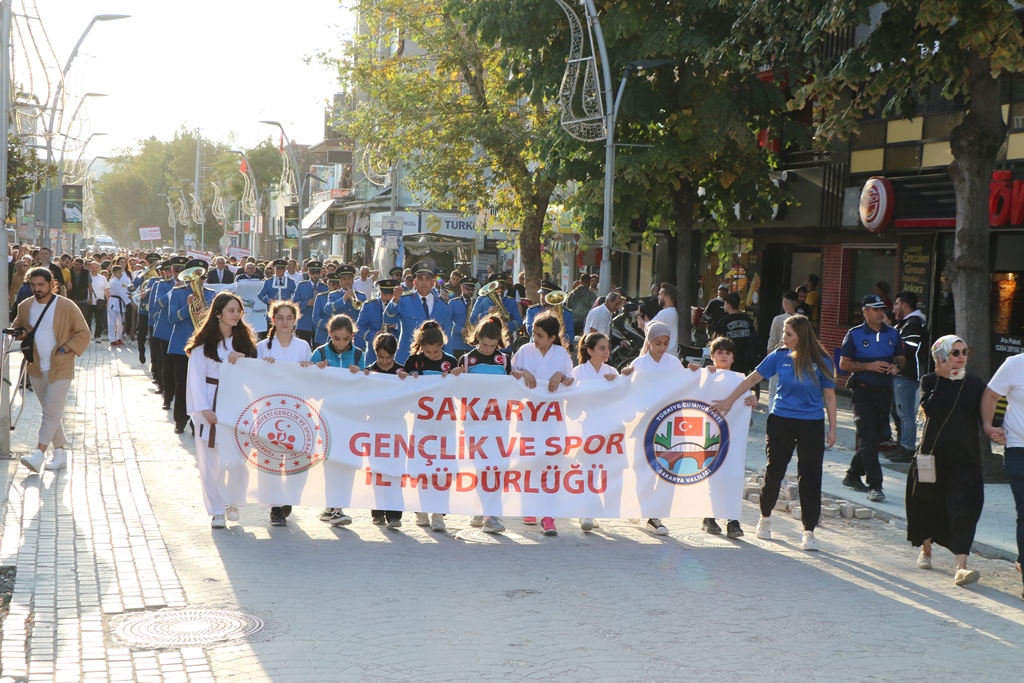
[300,173,325,261]
[57,92,107,164]
[87,155,110,173]
[259,120,305,259]
[41,13,130,247]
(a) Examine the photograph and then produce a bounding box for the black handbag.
[20,295,56,364]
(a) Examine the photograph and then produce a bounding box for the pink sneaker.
[522,517,538,525]
[541,517,557,536]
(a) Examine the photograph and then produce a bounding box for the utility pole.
[193,134,202,251]
[0,0,11,450]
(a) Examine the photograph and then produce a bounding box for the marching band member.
[255,300,313,527]
[448,276,477,360]
[292,261,327,345]
[382,261,453,365]
[168,260,215,435]
[325,265,367,348]
[186,291,257,529]
[355,278,399,367]
[510,311,574,537]
[469,273,523,338]
[132,253,161,364]
[311,314,364,528]
[257,259,297,309]
[152,257,187,408]
[313,273,345,346]
[525,281,574,346]
[366,333,404,530]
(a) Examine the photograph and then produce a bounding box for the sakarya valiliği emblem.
[643,400,729,485]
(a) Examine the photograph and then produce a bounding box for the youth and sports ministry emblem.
[234,394,330,474]
[643,400,730,484]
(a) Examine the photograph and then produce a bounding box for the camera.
[621,297,641,314]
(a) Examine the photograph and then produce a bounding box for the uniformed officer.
[383,261,453,365]
[167,259,215,434]
[292,261,328,345]
[145,259,171,395]
[151,256,187,408]
[525,281,575,346]
[448,276,478,359]
[470,273,523,338]
[325,264,367,330]
[132,252,161,365]
[839,294,906,502]
[313,272,346,346]
[355,278,400,366]
[258,259,297,307]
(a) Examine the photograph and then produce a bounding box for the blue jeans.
[891,376,920,451]
[1005,448,1024,576]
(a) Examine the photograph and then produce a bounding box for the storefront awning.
[302,199,335,231]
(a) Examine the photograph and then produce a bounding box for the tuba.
[478,281,510,324]
[545,290,567,320]
[178,266,208,328]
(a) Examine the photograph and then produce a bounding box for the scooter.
[609,311,645,370]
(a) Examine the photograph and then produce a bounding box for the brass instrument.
[545,290,567,320]
[178,266,208,327]
[478,281,510,324]
[131,264,161,306]
[348,291,364,312]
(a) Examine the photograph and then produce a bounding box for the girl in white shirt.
[186,292,258,529]
[511,312,573,536]
[254,300,312,527]
[572,333,618,382]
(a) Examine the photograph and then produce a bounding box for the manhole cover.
[115,609,264,647]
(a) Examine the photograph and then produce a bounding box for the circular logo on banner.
[234,394,329,474]
[859,176,894,232]
[643,400,729,485]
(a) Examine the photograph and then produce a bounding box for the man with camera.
[13,268,91,473]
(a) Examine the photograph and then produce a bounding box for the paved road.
[0,344,1022,682]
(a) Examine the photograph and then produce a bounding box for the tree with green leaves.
[725,0,1024,384]
[7,137,52,220]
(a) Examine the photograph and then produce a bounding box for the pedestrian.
[766,291,800,408]
[106,265,132,347]
[206,257,234,284]
[637,283,680,357]
[566,273,597,337]
[715,317,836,549]
[356,278,400,366]
[255,300,312,527]
[88,260,107,340]
[187,292,257,529]
[361,333,406,530]
[906,335,985,586]
[701,284,730,333]
[9,259,28,317]
[840,294,905,502]
[712,292,763,381]
[693,337,758,539]
[889,291,929,463]
[583,291,621,337]
[982,350,1024,600]
[16,268,91,473]
[802,274,820,322]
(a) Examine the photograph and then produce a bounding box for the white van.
[93,235,118,251]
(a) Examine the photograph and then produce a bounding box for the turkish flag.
[673,416,703,437]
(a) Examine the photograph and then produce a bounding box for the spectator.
[583,291,622,338]
[88,261,108,340]
[235,262,262,281]
[206,257,235,284]
[36,247,66,295]
[701,284,730,332]
[637,283,680,357]
[874,281,893,310]
[712,292,762,375]
[766,291,800,408]
[567,274,598,337]
[889,291,929,463]
[66,258,92,326]
[352,266,377,299]
[803,274,820,321]
[794,287,812,317]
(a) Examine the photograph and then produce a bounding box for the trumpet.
[347,290,364,312]
[544,290,567,320]
[178,266,208,328]
[478,281,510,324]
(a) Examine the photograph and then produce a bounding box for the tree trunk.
[673,179,695,346]
[520,193,550,305]
[948,51,1003,481]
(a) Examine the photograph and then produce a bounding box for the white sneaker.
[225,506,240,522]
[211,514,226,529]
[917,551,932,569]
[755,516,772,540]
[954,568,980,586]
[469,515,485,527]
[482,516,505,533]
[430,513,447,532]
[800,530,820,551]
[580,518,595,532]
[44,448,68,471]
[20,449,45,473]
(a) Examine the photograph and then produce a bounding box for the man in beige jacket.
[15,268,91,473]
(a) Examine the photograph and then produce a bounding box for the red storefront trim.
[894,218,956,229]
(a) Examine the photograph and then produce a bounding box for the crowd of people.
[7,245,1024,597]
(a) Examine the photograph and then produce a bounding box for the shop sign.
[859,176,894,232]
[994,335,1023,356]
[897,234,933,313]
[989,171,1024,227]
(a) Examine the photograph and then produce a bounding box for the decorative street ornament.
[553,0,606,142]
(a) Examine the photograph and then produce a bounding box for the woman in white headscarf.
[906,334,986,587]
[626,320,682,374]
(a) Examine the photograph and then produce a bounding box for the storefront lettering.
[995,336,1023,355]
[989,171,1024,226]
[898,238,933,303]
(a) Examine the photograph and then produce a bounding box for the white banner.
[215,361,751,519]
[138,226,162,242]
[208,281,268,333]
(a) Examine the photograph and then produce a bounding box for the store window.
[846,247,897,325]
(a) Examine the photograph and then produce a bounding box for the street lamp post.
[57,132,107,253]
[41,14,130,248]
[300,173,325,261]
[258,120,304,260]
[56,92,107,164]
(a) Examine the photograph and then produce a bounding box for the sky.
[23,0,352,159]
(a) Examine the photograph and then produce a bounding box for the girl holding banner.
[511,312,574,536]
[367,333,405,530]
[186,292,257,529]
[572,333,618,382]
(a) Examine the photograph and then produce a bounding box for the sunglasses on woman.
[950,349,969,357]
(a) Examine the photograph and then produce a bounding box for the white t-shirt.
[572,361,617,382]
[286,271,303,285]
[90,274,107,301]
[629,352,683,374]
[583,304,613,337]
[352,277,375,299]
[989,353,1024,448]
[649,307,679,357]
[30,298,58,372]
[256,335,312,363]
[511,343,574,383]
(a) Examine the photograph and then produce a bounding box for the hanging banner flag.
[216,361,752,519]
[139,226,162,242]
[61,185,83,234]
[284,204,299,248]
[207,280,268,333]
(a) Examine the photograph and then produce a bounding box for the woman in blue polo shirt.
[713,315,837,551]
